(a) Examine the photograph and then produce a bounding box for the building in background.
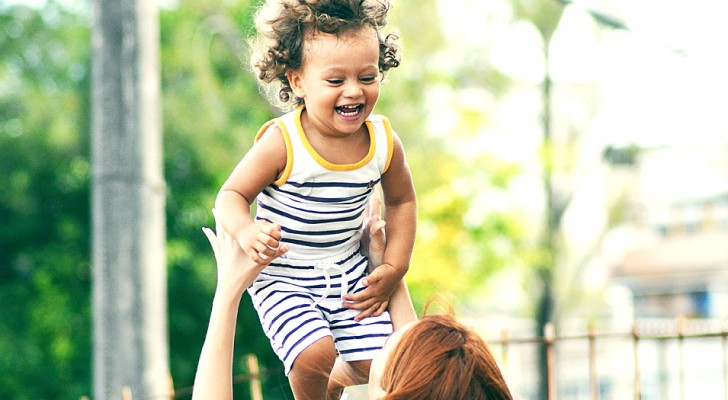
[612,145,728,318]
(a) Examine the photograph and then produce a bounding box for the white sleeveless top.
[254,106,394,261]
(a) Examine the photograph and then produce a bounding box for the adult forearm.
[192,291,243,400]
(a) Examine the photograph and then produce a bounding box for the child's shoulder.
[255,119,282,143]
[255,109,298,142]
[367,113,394,136]
[367,112,390,123]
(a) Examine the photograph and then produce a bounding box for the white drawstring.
[312,262,348,309]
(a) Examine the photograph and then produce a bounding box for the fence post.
[247,354,263,400]
[677,317,685,400]
[166,373,175,400]
[501,328,510,371]
[121,386,133,400]
[723,319,728,400]
[632,322,641,400]
[544,322,557,400]
[588,322,599,400]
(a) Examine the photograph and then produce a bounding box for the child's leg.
[326,280,412,399]
[327,358,372,399]
[288,336,337,400]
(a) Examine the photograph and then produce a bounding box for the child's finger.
[354,301,387,321]
[345,296,378,311]
[363,270,384,287]
[254,241,280,260]
[274,243,289,257]
[258,220,283,240]
[369,301,389,319]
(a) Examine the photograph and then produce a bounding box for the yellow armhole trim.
[255,118,293,186]
[381,116,395,174]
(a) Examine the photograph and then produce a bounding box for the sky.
[435,0,728,149]
[11,0,726,150]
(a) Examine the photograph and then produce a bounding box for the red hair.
[380,314,513,400]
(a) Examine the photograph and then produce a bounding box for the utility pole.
[91,0,168,398]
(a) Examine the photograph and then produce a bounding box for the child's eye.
[359,76,377,83]
[326,79,344,85]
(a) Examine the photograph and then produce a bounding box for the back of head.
[380,315,513,400]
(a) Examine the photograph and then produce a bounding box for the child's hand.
[202,209,268,296]
[343,263,401,321]
[237,220,288,265]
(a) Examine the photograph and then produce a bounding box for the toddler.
[215,1,416,398]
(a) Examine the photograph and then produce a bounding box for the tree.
[91,0,169,398]
[0,3,93,399]
[507,0,571,397]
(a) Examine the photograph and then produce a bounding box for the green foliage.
[160,1,291,397]
[1,0,530,398]
[0,3,92,399]
[512,0,565,42]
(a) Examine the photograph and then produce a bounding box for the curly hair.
[250,0,401,108]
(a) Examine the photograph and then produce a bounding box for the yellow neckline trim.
[294,106,376,171]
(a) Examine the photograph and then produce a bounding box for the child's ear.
[286,70,305,98]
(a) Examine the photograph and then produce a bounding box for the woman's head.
[370,315,513,400]
[251,0,400,108]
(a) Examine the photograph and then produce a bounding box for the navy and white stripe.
[255,107,391,260]
[247,107,395,375]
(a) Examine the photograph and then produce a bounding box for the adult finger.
[368,195,382,221]
[201,227,220,262]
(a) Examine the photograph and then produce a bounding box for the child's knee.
[347,359,372,378]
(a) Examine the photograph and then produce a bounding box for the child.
[214,1,417,398]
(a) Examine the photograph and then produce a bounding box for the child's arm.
[193,210,268,400]
[215,126,288,264]
[364,195,417,331]
[344,133,417,320]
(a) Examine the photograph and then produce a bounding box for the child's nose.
[343,81,363,97]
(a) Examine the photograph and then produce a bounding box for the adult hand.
[194,209,278,400]
[361,193,387,269]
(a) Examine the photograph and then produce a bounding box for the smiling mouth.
[336,104,363,117]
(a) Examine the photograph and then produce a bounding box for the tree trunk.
[537,38,558,400]
[91,0,168,398]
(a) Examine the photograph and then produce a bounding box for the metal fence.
[86,318,728,399]
[489,318,728,400]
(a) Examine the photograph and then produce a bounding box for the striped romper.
[248,106,395,375]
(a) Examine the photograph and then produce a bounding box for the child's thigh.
[290,335,337,374]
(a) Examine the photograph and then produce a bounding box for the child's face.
[287,26,381,138]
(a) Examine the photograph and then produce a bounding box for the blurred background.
[2,0,727,398]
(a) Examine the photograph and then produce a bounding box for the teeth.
[337,105,360,117]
